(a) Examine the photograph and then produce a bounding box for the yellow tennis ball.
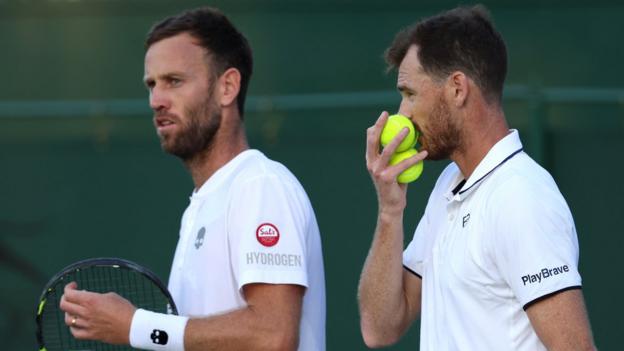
[389,148,424,183]
[380,114,417,153]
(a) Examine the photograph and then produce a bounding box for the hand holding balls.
[380,114,424,183]
[380,114,417,152]
[389,149,424,183]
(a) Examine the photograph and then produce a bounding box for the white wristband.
[129,308,189,351]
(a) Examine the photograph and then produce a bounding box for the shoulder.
[484,152,575,237]
[487,153,567,209]
[229,150,311,205]
[233,150,302,187]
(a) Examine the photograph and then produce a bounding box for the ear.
[446,71,469,107]
[217,67,241,108]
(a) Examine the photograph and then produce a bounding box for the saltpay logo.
[256,223,280,247]
[521,265,570,286]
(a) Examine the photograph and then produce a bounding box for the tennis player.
[358,5,596,350]
[59,7,325,351]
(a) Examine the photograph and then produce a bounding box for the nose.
[397,99,411,119]
[149,86,171,112]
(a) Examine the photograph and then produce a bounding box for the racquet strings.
[40,264,172,351]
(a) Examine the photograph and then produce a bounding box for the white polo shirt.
[168,149,326,351]
[403,130,582,350]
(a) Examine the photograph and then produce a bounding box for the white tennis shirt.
[403,130,582,350]
[168,149,326,351]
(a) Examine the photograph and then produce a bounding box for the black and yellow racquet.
[35,257,177,351]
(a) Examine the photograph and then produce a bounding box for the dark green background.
[1,1,622,350]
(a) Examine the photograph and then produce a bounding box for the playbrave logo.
[521,265,570,286]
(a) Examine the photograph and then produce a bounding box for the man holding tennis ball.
[358,5,596,351]
[379,113,423,183]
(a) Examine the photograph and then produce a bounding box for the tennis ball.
[389,148,424,183]
[380,114,417,153]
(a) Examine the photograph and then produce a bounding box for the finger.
[373,110,390,129]
[365,111,389,163]
[64,285,99,305]
[65,281,78,292]
[63,282,81,303]
[69,326,91,340]
[387,150,429,175]
[60,295,89,317]
[378,127,410,167]
[65,312,87,329]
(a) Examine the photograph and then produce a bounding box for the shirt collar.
[191,149,261,199]
[445,129,523,202]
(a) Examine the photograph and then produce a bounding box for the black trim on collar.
[458,148,524,195]
[403,265,422,279]
[523,285,582,311]
[451,179,467,196]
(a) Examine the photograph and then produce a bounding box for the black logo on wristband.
[151,329,169,345]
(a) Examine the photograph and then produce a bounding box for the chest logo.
[194,227,206,249]
[462,213,471,228]
[256,223,280,247]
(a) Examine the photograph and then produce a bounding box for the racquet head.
[35,257,177,351]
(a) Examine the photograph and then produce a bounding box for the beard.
[417,94,462,161]
[416,94,462,161]
[157,94,222,161]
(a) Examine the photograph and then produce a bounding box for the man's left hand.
[59,281,137,345]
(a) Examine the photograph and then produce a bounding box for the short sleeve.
[403,214,429,278]
[403,168,455,278]
[491,178,582,308]
[227,174,309,290]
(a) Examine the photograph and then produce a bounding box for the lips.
[154,115,177,135]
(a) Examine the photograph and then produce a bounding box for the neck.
[184,112,249,190]
[451,103,509,179]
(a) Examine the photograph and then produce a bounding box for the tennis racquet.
[35,257,178,351]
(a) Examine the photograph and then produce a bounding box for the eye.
[401,91,415,102]
[168,77,182,87]
[144,79,155,91]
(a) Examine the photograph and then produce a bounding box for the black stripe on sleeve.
[403,265,422,279]
[522,285,582,311]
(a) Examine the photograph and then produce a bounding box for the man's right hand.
[365,111,428,215]
[360,111,426,348]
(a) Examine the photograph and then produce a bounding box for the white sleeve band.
[129,309,188,351]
